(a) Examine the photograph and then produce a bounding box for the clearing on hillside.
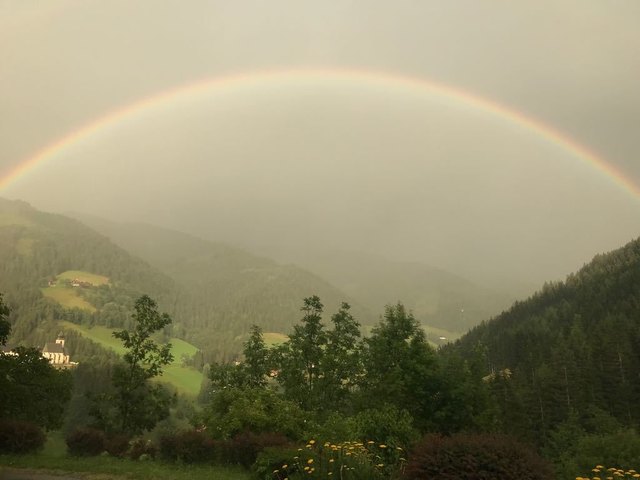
[60,321,203,396]
[42,286,96,312]
[263,332,288,345]
[41,270,109,311]
[57,270,110,286]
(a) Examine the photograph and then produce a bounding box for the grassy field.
[61,322,203,396]
[42,287,97,312]
[262,332,288,346]
[0,432,250,480]
[57,270,110,286]
[41,270,110,312]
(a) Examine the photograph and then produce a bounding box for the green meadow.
[57,270,110,286]
[42,286,97,312]
[61,322,203,396]
[41,270,111,312]
[262,332,288,346]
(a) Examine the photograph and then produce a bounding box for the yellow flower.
[329,459,334,463]
[377,463,385,468]
[379,444,388,448]
[304,466,310,471]
[367,440,374,444]
[309,439,316,445]
[307,458,314,464]
[273,469,279,474]
[282,464,288,469]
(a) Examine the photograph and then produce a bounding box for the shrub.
[220,431,291,468]
[263,439,394,480]
[565,430,640,477]
[404,433,554,480]
[159,430,216,464]
[105,433,130,458]
[577,465,640,480]
[0,419,46,454]
[352,405,420,451]
[129,437,157,460]
[304,412,358,444]
[66,427,106,456]
[253,445,304,480]
[205,388,306,441]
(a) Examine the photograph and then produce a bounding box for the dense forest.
[2,197,640,478]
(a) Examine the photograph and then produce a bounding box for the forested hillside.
[73,215,374,334]
[0,199,369,361]
[0,198,179,349]
[451,236,640,445]
[262,248,519,335]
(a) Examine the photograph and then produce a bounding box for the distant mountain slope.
[255,247,517,336]
[0,199,369,360]
[0,198,179,343]
[73,214,373,334]
[451,236,640,437]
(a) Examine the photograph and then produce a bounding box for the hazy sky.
[1,0,639,286]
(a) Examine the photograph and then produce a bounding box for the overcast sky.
[1,0,639,286]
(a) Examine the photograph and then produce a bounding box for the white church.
[41,333,77,368]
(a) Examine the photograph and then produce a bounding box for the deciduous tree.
[109,295,174,434]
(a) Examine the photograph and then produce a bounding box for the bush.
[66,427,106,456]
[253,445,304,479]
[105,433,130,458]
[159,430,216,464]
[205,388,306,441]
[353,404,420,450]
[261,439,392,480]
[219,431,291,468]
[564,430,640,477]
[0,419,46,454]
[404,433,554,480]
[129,437,157,460]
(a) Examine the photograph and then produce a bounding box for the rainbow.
[2,67,638,199]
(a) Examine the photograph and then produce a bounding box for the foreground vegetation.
[3,198,640,478]
[0,432,249,480]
